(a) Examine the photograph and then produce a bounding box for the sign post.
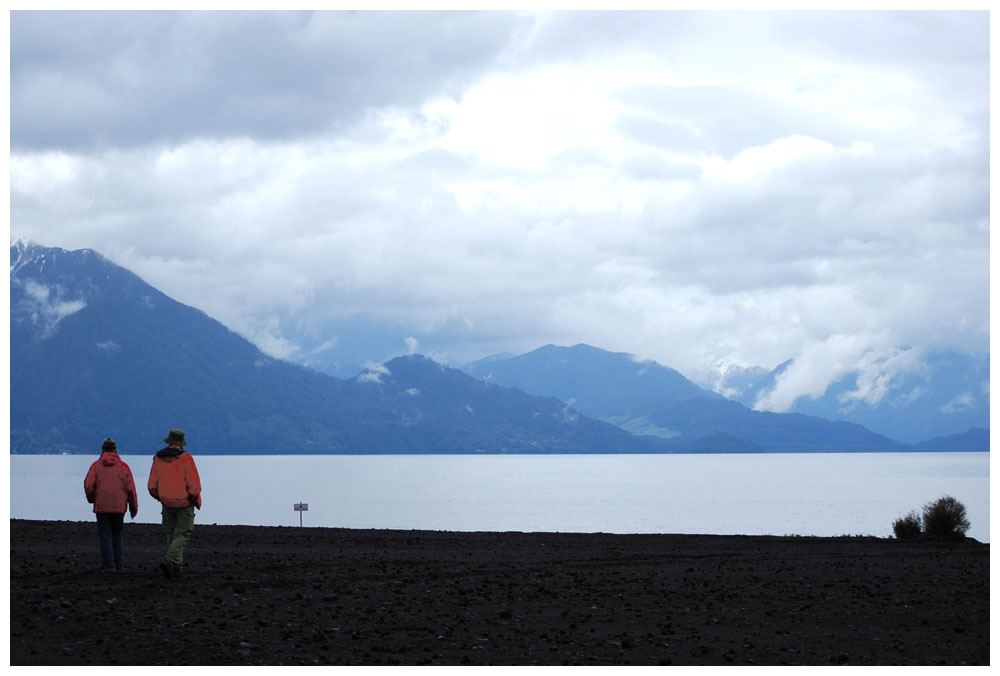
[294,502,309,527]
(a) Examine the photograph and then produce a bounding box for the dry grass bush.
[892,510,923,539]
[922,495,970,537]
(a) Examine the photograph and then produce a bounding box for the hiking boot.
[160,561,183,578]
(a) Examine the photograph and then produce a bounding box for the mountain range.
[10,242,658,454]
[10,242,989,454]
[463,344,989,453]
[716,352,989,444]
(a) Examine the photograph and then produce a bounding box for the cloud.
[558,399,578,423]
[753,337,928,413]
[304,338,338,357]
[618,153,701,182]
[358,361,390,384]
[835,346,930,410]
[244,316,307,361]
[616,86,853,159]
[939,393,975,415]
[13,280,87,339]
[9,10,989,403]
[11,11,525,151]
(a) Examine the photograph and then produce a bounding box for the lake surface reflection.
[9,452,990,542]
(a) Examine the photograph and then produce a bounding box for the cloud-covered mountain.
[11,13,988,414]
[9,242,659,454]
[464,345,987,452]
[11,243,986,455]
[11,241,379,453]
[717,353,989,444]
[349,354,663,453]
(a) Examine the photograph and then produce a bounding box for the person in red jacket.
[84,438,139,572]
[148,428,202,578]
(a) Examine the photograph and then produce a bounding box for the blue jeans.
[96,513,125,569]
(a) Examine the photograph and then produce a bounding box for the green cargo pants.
[161,505,195,569]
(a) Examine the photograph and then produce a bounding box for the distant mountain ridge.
[463,346,944,452]
[11,241,377,453]
[643,397,903,453]
[11,242,988,454]
[910,427,989,453]
[349,354,664,453]
[10,242,659,454]
[718,352,989,444]
[466,343,718,418]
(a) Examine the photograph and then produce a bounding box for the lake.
[9,452,990,542]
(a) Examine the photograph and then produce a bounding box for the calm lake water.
[9,452,990,542]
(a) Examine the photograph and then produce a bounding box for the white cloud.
[305,338,338,357]
[245,316,303,362]
[8,10,989,397]
[836,346,930,410]
[940,393,975,415]
[14,280,87,339]
[358,361,391,384]
[753,335,917,413]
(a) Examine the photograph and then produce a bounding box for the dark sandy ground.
[9,519,989,666]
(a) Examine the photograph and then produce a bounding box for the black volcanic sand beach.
[9,519,989,666]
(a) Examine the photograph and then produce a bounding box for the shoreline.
[10,519,989,666]
[11,449,990,455]
[8,516,988,543]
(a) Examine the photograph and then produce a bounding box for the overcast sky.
[9,10,990,410]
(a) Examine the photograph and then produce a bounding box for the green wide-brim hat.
[163,429,188,446]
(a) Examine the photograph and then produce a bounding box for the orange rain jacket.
[147,446,202,510]
[85,452,139,516]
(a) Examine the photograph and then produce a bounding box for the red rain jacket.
[148,446,202,509]
[84,452,139,517]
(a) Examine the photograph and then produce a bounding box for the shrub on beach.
[922,495,970,538]
[892,511,923,539]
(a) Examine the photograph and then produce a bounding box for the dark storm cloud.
[11,10,523,151]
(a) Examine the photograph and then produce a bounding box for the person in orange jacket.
[148,428,202,578]
[84,437,139,572]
